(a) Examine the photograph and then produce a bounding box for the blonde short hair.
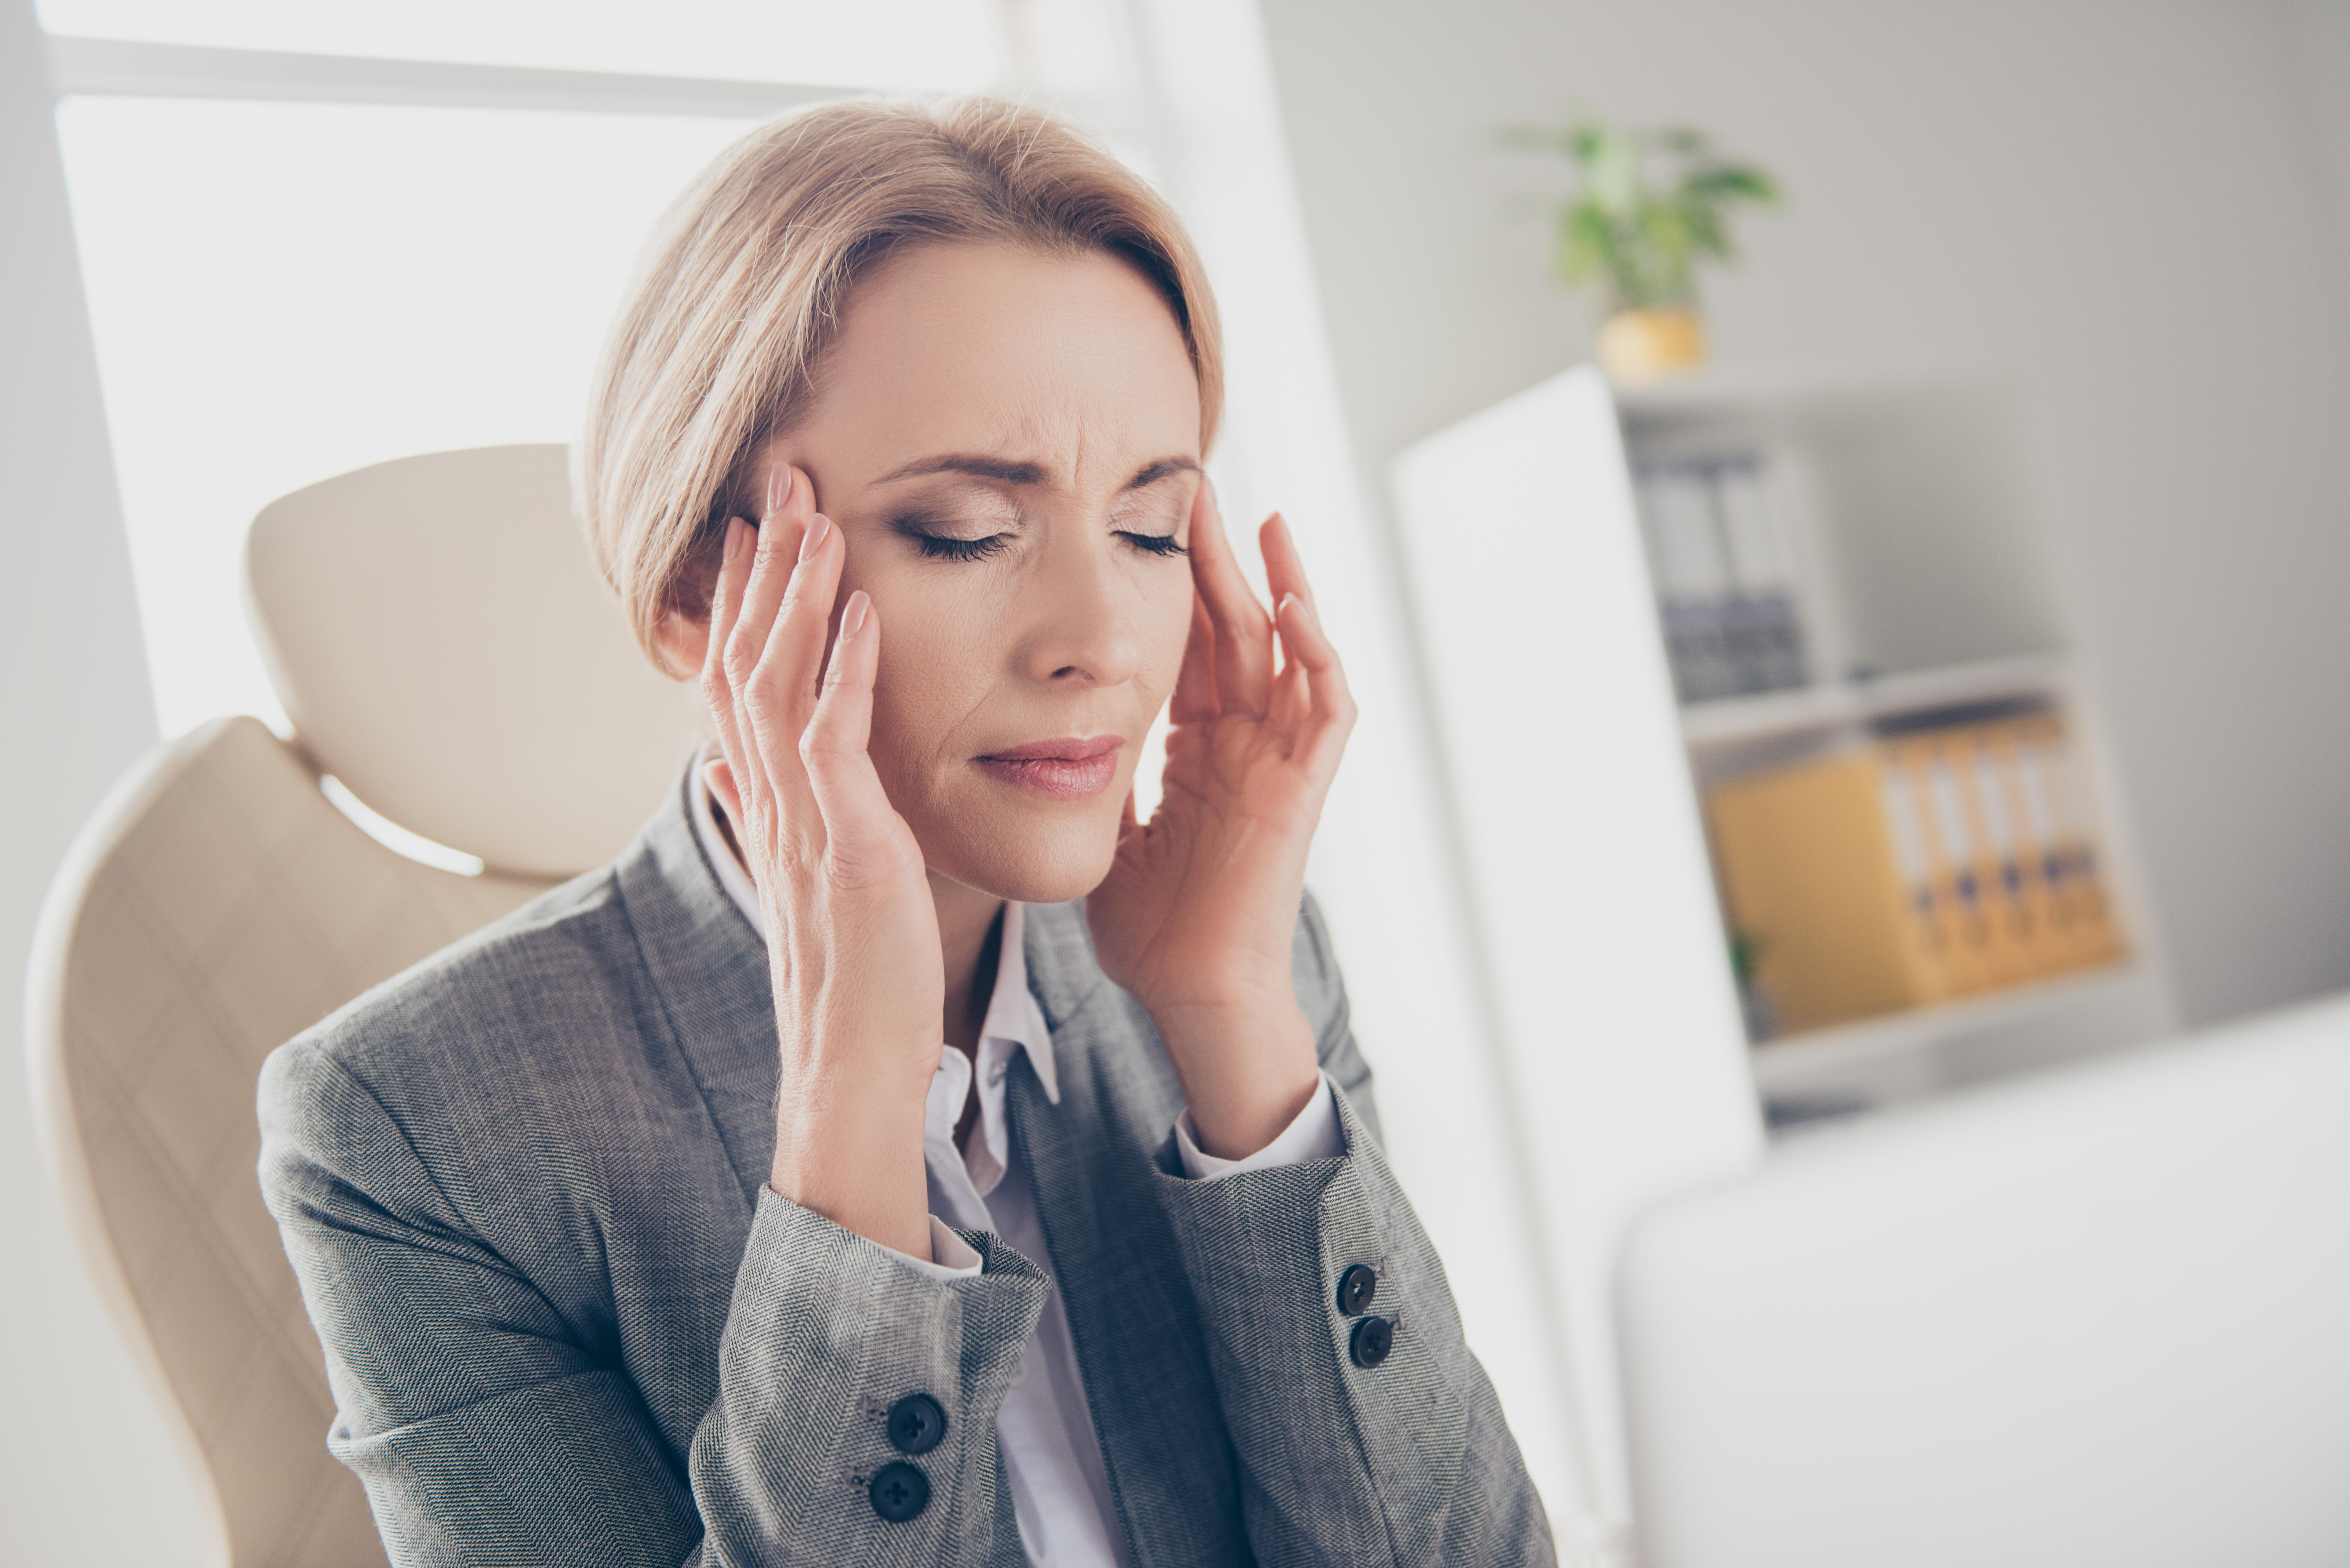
[579,96,1224,673]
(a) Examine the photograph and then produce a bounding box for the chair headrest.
[244,444,702,879]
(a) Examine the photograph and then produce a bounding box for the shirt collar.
[979,899,1057,1104]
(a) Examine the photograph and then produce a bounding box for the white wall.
[0,1,208,1561]
[2282,0,2350,267]
[1256,0,2350,1030]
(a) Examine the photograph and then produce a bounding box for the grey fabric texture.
[259,761,1555,1566]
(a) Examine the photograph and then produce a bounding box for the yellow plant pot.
[1596,307,1708,382]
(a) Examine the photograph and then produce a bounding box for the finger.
[752,460,831,721]
[1187,479,1274,716]
[753,501,843,720]
[709,470,813,823]
[1258,512,1320,619]
[1169,593,1219,725]
[699,516,759,799]
[723,464,811,723]
[701,754,743,823]
[725,466,822,844]
[798,591,908,878]
[1275,590,1356,774]
[701,513,751,715]
[1268,610,1310,737]
[1260,514,1319,733]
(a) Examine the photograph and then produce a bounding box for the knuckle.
[743,680,790,729]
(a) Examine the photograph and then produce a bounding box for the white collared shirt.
[689,767,1344,1566]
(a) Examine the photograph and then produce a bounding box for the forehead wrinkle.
[874,383,1188,510]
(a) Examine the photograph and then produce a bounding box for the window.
[38,0,1013,90]
[43,0,1136,734]
[57,98,762,734]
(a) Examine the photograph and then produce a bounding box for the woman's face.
[762,242,1202,904]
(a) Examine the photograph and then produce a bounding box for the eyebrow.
[873,453,1201,491]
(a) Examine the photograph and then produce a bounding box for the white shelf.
[1749,960,2153,1101]
[1612,361,1973,420]
[1679,651,2070,750]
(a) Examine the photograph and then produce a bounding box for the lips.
[971,735,1124,799]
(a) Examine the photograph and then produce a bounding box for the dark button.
[868,1460,930,1522]
[1336,1263,1378,1317]
[1350,1314,1395,1369]
[886,1392,947,1455]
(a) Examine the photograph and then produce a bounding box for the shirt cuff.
[892,1215,984,1280]
[1173,1073,1347,1180]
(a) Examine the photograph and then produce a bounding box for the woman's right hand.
[700,463,942,1260]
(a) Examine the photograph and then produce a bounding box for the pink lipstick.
[972,735,1123,799]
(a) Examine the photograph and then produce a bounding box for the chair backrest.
[27,444,700,1566]
[245,442,700,878]
[1618,991,2350,1568]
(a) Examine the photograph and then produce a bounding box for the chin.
[916,799,1121,906]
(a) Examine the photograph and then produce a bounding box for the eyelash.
[912,533,1010,562]
[1118,530,1189,558]
[905,529,1187,561]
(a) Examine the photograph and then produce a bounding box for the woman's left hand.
[1086,481,1357,1159]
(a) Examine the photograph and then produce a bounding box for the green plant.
[1508,116,1781,314]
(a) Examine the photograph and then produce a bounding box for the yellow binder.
[1982,719,2077,975]
[2016,714,2126,967]
[1949,724,2044,983]
[1890,731,1997,997]
[1706,746,1949,1034]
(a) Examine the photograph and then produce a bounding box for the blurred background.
[7,0,2350,1561]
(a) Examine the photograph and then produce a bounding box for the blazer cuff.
[1172,1072,1348,1179]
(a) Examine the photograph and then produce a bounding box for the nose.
[1015,530,1147,689]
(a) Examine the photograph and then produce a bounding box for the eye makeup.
[1108,487,1188,558]
[906,529,1012,562]
[879,472,1192,563]
[886,489,1019,562]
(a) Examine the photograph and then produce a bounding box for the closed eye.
[1116,531,1188,558]
[908,532,1012,562]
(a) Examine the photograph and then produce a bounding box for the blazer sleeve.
[259,1039,1050,1567]
[1146,893,1558,1567]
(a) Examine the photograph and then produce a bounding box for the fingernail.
[840,590,870,639]
[765,464,792,519]
[798,514,831,563]
[724,516,747,562]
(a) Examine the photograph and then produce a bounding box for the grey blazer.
[259,763,1555,1566]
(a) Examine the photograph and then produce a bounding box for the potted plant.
[1512,117,1781,382]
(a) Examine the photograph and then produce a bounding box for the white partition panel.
[1128,0,1584,1533]
[1391,365,1765,1541]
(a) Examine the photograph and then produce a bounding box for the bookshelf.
[1678,650,2066,749]
[1391,363,2174,1142]
[1613,367,2173,1125]
[1386,360,2176,1532]
[1750,960,2161,1121]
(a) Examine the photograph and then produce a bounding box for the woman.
[261,97,1552,1566]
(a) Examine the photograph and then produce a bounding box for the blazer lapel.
[1011,902,1253,1567]
[613,762,780,1210]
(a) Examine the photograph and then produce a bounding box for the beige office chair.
[26,444,702,1567]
